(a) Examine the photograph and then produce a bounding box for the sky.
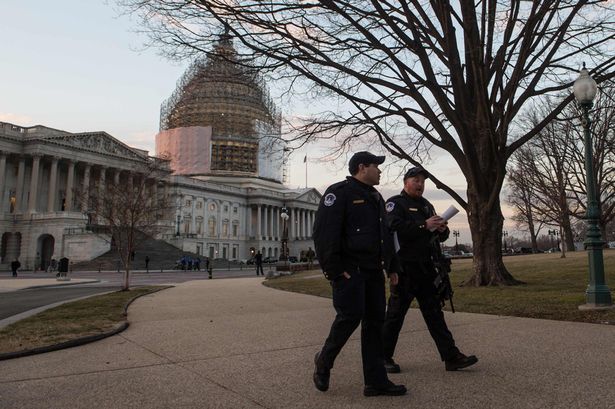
[0,1,521,248]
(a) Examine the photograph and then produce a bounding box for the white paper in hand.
[440,205,459,222]
[429,205,460,232]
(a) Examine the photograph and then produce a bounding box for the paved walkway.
[1,278,614,408]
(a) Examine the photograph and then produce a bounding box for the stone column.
[65,160,75,212]
[81,164,91,211]
[0,153,6,212]
[15,157,25,212]
[28,154,41,212]
[98,166,106,200]
[263,205,268,240]
[114,169,120,185]
[47,157,59,212]
[275,207,280,239]
[256,204,262,239]
[291,208,296,239]
[247,205,253,238]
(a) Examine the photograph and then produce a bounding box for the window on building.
[185,199,191,207]
[196,201,202,209]
[196,217,203,235]
[224,204,229,212]
[208,217,216,237]
[233,206,238,214]
[222,220,229,237]
[232,223,238,237]
[209,203,216,212]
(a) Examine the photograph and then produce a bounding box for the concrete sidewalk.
[1,277,614,408]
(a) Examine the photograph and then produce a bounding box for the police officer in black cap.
[312,151,407,397]
[382,166,477,373]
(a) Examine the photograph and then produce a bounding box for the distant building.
[0,30,319,270]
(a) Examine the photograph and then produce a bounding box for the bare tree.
[121,0,615,285]
[84,157,173,290]
[506,147,546,253]
[508,81,615,251]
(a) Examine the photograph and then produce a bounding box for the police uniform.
[313,176,400,388]
[381,190,460,364]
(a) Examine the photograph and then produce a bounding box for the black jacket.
[313,177,400,280]
[385,191,449,265]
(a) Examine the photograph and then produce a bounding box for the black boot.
[313,352,330,392]
[445,352,478,371]
[363,380,407,397]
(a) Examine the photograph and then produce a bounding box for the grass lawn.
[263,250,615,325]
[0,286,166,355]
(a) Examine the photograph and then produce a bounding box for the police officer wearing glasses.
[382,166,477,373]
[312,152,407,397]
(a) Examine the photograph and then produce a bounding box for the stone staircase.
[71,234,200,271]
[71,233,249,271]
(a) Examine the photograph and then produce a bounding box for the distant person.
[195,257,201,271]
[382,166,477,374]
[312,151,406,397]
[255,251,264,276]
[11,259,20,277]
[47,258,58,274]
[145,255,150,272]
[306,247,316,269]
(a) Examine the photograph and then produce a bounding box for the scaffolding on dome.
[159,35,281,137]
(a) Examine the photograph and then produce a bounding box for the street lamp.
[502,230,508,254]
[453,230,460,254]
[574,64,613,309]
[280,206,289,263]
[176,214,181,237]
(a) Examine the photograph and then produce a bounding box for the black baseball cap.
[404,166,429,180]
[348,151,385,174]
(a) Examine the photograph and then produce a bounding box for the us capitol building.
[0,32,320,271]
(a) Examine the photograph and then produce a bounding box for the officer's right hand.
[425,216,444,230]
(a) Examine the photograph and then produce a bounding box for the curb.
[20,279,101,291]
[0,285,172,361]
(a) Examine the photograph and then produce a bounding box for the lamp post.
[176,214,181,237]
[453,230,460,254]
[502,230,508,254]
[574,64,613,309]
[280,206,289,264]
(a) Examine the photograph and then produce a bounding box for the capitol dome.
[156,30,285,181]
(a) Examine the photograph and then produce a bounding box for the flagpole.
[304,154,308,188]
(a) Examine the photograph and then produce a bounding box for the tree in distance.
[81,157,173,290]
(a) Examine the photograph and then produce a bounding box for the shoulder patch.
[385,202,395,212]
[324,193,337,207]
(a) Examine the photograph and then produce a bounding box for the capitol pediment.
[44,132,147,160]
[294,189,322,204]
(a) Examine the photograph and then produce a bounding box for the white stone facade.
[0,121,319,269]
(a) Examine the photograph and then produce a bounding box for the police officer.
[312,151,407,397]
[382,166,477,373]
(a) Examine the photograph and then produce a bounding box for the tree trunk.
[562,212,576,252]
[123,269,130,291]
[465,187,523,286]
[527,215,539,253]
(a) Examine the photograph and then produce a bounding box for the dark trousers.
[317,268,388,387]
[382,270,458,361]
[256,263,264,276]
